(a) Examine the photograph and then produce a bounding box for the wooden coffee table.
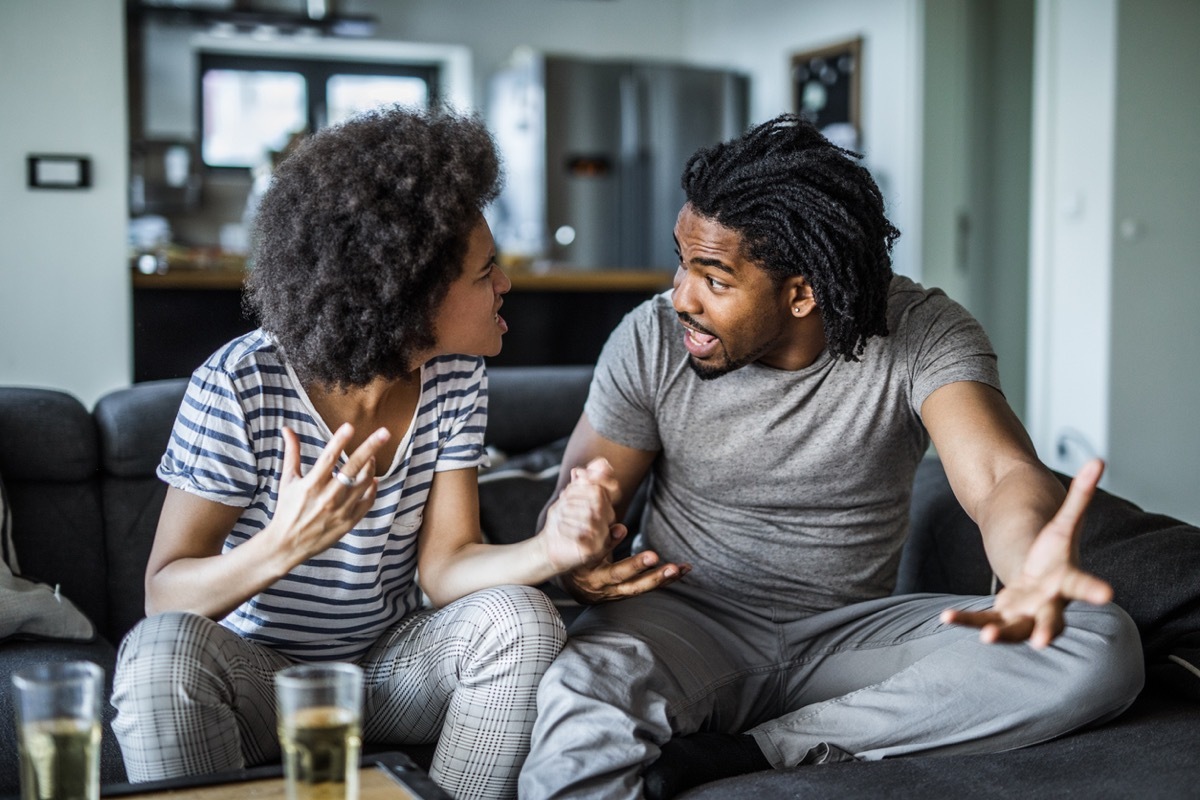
[101,753,449,799]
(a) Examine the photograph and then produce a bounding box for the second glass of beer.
[275,662,364,800]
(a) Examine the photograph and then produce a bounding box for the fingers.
[298,423,389,492]
[281,427,301,483]
[348,472,380,519]
[555,479,616,531]
[944,607,1035,644]
[312,422,355,480]
[944,596,1075,647]
[1049,458,1104,537]
[336,427,390,486]
[940,607,996,628]
[1060,566,1114,606]
[567,552,691,603]
[570,457,620,499]
[1029,602,1063,650]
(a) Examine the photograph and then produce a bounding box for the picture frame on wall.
[791,37,862,152]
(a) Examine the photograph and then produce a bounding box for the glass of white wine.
[12,660,104,800]
[275,662,364,800]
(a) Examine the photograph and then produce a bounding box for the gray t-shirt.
[585,275,1000,615]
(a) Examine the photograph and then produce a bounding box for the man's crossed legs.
[520,583,1143,800]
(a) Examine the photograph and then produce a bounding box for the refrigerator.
[488,51,749,271]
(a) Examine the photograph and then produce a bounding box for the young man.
[518,115,1144,800]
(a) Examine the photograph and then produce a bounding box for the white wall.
[0,0,129,408]
[921,0,972,305]
[680,0,924,278]
[1027,0,1117,477]
[1107,0,1200,523]
[359,0,689,104]
[1028,0,1199,524]
[921,0,1034,421]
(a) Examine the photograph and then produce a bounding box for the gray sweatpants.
[112,585,565,800]
[519,584,1144,800]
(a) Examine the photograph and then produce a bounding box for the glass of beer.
[275,662,364,800]
[12,660,104,800]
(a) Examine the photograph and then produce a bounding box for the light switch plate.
[27,154,91,189]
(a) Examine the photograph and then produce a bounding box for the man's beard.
[685,338,778,380]
[687,354,734,380]
[678,312,781,381]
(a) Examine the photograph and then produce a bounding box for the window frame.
[196,52,439,170]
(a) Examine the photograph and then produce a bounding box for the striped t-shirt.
[158,329,489,661]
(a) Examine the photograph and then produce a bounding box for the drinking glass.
[275,662,364,800]
[12,660,104,800]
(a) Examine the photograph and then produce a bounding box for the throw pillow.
[477,438,568,546]
[0,470,18,572]
[1076,479,1200,698]
[1149,631,1200,702]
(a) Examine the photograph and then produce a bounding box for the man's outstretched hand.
[942,458,1113,648]
[560,545,691,605]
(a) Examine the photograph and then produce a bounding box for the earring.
[792,307,802,316]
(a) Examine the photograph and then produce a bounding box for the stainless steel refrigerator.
[488,51,749,271]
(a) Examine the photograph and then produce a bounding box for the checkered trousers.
[111,584,566,800]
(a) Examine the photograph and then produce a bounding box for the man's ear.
[785,277,818,319]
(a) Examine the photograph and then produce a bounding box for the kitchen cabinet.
[131,265,671,382]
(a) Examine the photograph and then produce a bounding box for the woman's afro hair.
[245,105,502,387]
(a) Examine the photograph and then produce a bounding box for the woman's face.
[432,217,512,358]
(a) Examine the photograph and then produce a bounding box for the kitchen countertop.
[132,261,674,293]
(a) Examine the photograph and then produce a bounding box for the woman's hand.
[268,422,390,565]
[538,457,621,573]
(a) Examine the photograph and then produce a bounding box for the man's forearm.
[973,464,1065,587]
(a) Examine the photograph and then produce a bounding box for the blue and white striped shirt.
[158,330,489,661]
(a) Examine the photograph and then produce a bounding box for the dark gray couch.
[1,366,1198,798]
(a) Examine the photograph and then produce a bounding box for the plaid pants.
[112,584,566,800]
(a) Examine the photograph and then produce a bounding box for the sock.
[642,732,772,800]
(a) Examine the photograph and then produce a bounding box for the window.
[198,53,437,168]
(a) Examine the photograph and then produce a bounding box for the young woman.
[111,106,618,800]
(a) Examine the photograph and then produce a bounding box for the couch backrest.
[1,367,598,646]
[93,378,188,643]
[0,387,110,632]
[485,365,593,453]
[896,458,994,596]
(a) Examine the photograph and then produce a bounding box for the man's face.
[671,204,803,379]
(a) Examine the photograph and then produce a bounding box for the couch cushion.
[1150,632,1200,701]
[0,387,108,637]
[1,468,17,571]
[0,387,97,482]
[0,460,94,644]
[0,567,94,642]
[102,477,168,643]
[678,688,1199,800]
[94,380,187,643]
[478,438,568,546]
[1074,479,1200,699]
[903,457,1200,698]
[897,458,993,596]
[94,378,188,478]
[484,366,592,455]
